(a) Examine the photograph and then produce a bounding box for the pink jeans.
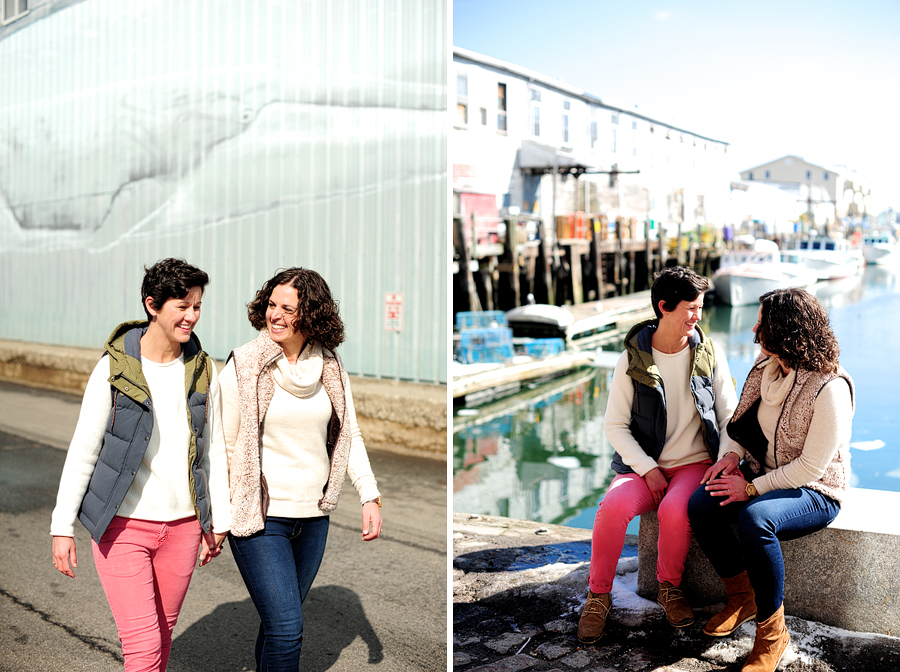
[92,516,201,672]
[588,461,710,594]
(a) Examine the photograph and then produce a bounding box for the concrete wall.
[637,487,900,635]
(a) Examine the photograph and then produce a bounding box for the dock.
[452,292,654,402]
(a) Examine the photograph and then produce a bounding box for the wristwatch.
[365,496,382,508]
[745,482,758,498]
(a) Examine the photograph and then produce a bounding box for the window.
[562,101,570,144]
[590,121,597,149]
[2,0,27,23]
[612,128,617,154]
[824,172,829,181]
[632,120,637,130]
[748,172,754,180]
[806,170,812,180]
[611,113,619,125]
[456,73,468,126]
[480,108,487,125]
[497,83,507,132]
[765,170,770,179]
[530,88,541,137]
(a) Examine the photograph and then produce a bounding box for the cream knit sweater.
[218,348,379,521]
[727,358,853,496]
[605,339,738,475]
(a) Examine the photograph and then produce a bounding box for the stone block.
[636,487,900,635]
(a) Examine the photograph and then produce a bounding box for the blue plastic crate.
[456,310,508,331]
[518,338,566,359]
[459,327,513,349]
[457,343,515,364]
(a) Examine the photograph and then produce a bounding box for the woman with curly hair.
[688,288,854,672]
[219,268,382,670]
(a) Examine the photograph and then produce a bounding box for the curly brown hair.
[247,268,345,351]
[755,288,840,373]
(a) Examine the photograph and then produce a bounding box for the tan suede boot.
[704,571,757,637]
[657,581,695,627]
[577,590,612,644]
[742,605,790,672]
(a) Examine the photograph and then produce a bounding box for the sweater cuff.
[355,477,380,506]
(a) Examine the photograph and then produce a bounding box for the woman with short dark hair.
[51,258,231,671]
[689,288,854,672]
[577,266,738,643]
[220,267,382,671]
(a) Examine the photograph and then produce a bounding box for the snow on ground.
[501,554,900,662]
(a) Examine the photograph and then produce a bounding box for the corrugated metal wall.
[0,0,447,384]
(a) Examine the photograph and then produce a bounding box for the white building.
[740,155,873,231]
[452,46,732,246]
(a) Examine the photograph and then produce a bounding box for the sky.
[453,0,900,212]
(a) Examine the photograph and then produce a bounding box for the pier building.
[452,46,731,314]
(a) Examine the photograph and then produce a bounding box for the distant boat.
[861,232,900,266]
[712,238,819,306]
[784,236,865,280]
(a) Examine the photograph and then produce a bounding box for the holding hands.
[702,452,751,506]
[199,530,229,567]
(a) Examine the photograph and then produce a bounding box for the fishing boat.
[712,239,819,306]
[504,292,655,350]
[861,232,900,266]
[784,236,864,280]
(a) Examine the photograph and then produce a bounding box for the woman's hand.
[643,467,668,506]
[52,536,77,578]
[705,472,750,506]
[701,452,741,485]
[199,531,229,567]
[362,501,382,541]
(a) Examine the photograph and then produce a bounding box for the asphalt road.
[0,381,448,672]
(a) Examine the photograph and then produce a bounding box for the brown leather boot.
[657,581,695,627]
[704,571,757,637]
[742,605,790,672]
[577,590,612,644]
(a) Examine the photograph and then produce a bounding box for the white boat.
[861,232,900,266]
[784,236,865,280]
[712,239,819,306]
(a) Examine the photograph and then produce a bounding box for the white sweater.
[218,356,380,518]
[604,339,738,476]
[726,359,853,495]
[50,354,233,537]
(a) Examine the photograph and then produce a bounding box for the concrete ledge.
[637,487,900,635]
[0,339,447,456]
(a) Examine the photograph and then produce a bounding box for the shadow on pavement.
[172,585,383,672]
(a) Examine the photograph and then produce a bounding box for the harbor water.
[452,265,900,531]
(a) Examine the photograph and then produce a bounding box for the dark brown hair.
[141,258,209,319]
[247,268,345,351]
[755,288,840,373]
[650,266,710,319]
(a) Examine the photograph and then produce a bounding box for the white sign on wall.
[384,292,403,332]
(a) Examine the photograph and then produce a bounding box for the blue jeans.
[688,486,840,620]
[229,516,330,672]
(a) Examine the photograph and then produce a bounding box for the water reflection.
[453,264,900,529]
[454,368,614,525]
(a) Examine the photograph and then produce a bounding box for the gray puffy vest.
[78,322,212,542]
[611,320,721,475]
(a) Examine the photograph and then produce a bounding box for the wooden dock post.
[455,215,481,312]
